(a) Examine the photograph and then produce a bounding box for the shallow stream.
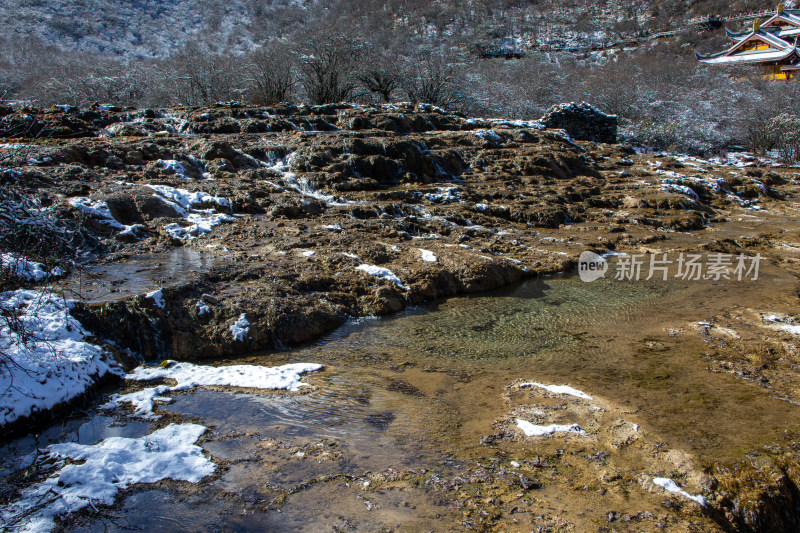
[5,263,800,531]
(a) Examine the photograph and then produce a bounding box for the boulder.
[541,102,618,144]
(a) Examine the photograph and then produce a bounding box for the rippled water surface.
[313,274,675,360]
[273,270,797,456]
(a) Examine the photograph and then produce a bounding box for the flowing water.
[6,262,800,531]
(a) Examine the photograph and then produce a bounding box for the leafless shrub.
[359,65,402,103]
[0,178,97,378]
[773,119,800,164]
[0,141,35,171]
[0,73,21,103]
[627,119,681,153]
[34,61,150,107]
[169,44,248,105]
[299,33,365,105]
[468,55,564,119]
[576,59,644,120]
[402,54,471,111]
[0,121,93,290]
[248,42,296,105]
[0,0,797,157]
[625,117,728,156]
[356,43,407,103]
[0,188,90,290]
[748,120,778,156]
[749,114,800,163]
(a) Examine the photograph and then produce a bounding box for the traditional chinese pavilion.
[696,4,800,80]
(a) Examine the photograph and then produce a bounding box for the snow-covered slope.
[0,0,728,60]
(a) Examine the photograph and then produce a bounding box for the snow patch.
[163,213,232,240]
[661,182,699,200]
[410,233,441,240]
[516,419,586,437]
[472,129,503,145]
[762,313,800,334]
[68,197,123,228]
[0,290,114,427]
[652,477,706,506]
[156,159,189,178]
[230,313,250,342]
[146,184,229,212]
[0,424,215,532]
[145,289,165,308]
[0,253,63,282]
[419,249,438,263]
[483,118,544,130]
[146,184,232,240]
[356,264,409,290]
[520,382,592,400]
[424,187,459,203]
[268,153,354,207]
[103,361,323,418]
[68,197,145,239]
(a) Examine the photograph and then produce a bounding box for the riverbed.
[5,262,798,531]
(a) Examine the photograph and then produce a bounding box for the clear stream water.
[3,266,799,531]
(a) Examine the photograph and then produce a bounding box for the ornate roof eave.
[776,27,800,37]
[696,48,731,61]
[697,28,792,60]
[760,11,800,29]
[725,9,800,40]
[725,25,787,40]
[755,28,798,47]
[725,27,751,40]
[697,45,797,65]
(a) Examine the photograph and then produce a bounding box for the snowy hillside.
[0,0,775,59]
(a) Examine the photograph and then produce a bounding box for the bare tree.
[0,72,20,103]
[748,114,800,162]
[358,49,403,103]
[402,54,469,110]
[35,60,152,107]
[360,70,400,103]
[170,43,245,105]
[299,33,365,105]
[248,42,296,105]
